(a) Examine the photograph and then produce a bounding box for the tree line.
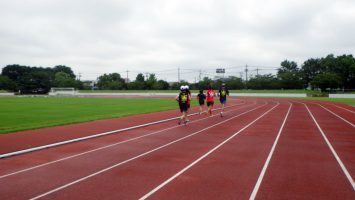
[0,65,83,93]
[1,54,354,93]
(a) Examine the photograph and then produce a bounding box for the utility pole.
[78,73,82,80]
[245,65,248,89]
[199,69,202,82]
[245,65,248,82]
[256,67,259,76]
[145,72,149,80]
[178,67,180,82]
[126,70,129,83]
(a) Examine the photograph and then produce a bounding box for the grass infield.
[0,97,193,134]
[298,97,355,105]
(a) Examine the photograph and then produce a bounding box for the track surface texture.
[0,98,354,200]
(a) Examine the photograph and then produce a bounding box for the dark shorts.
[199,101,205,106]
[207,101,214,107]
[220,99,227,105]
[180,103,188,112]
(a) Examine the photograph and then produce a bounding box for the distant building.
[82,80,97,90]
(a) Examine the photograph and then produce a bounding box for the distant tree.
[153,80,169,90]
[224,76,244,90]
[311,72,342,92]
[97,73,126,90]
[1,64,31,82]
[53,72,76,87]
[146,74,157,89]
[278,60,298,74]
[170,80,190,90]
[248,74,280,89]
[53,65,76,79]
[277,60,303,89]
[331,54,355,89]
[135,73,145,82]
[197,77,213,90]
[301,58,324,88]
[0,75,17,91]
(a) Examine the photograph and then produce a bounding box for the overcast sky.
[1,0,355,82]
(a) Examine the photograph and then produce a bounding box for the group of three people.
[175,84,229,125]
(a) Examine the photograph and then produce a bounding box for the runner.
[185,85,192,121]
[175,86,190,125]
[197,89,206,115]
[206,85,215,116]
[218,83,229,117]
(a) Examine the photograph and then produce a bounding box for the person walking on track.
[206,85,215,116]
[218,83,229,117]
[197,89,206,115]
[176,86,190,125]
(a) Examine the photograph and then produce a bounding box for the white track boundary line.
[324,103,355,114]
[29,102,271,200]
[304,103,355,191]
[249,103,292,200]
[0,101,257,179]
[139,102,280,200]
[0,103,243,159]
[312,103,354,128]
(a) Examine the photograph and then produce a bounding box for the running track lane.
[139,102,291,199]
[314,101,355,125]
[322,102,355,113]
[255,102,355,200]
[0,98,243,154]
[0,100,257,178]
[0,101,269,199]
[306,103,355,180]
[26,102,277,199]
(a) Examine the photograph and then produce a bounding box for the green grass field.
[298,97,355,105]
[0,97,188,134]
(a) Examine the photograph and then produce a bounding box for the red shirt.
[206,89,215,102]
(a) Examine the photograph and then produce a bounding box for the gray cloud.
[1,0,354,81]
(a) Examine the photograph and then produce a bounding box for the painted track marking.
[304,103,355,191]
[324,102,355,114]
[0,101,256,179]
[249,103,292,200]
[139,102,280,200]
[0,103,242,159]
[313,103,354,127]
[29,101,271,200]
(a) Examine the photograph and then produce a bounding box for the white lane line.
[0,103,243,159]
[139,102,280,200]
[29,102,270,200]
[304,103,355,191]
[249,103,292,200]
[324,103,355,114]
[313,103,354,128]
[0,101,256,179]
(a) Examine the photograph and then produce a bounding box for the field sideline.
[0,96,353,134]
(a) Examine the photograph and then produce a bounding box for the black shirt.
[197,93,206,104]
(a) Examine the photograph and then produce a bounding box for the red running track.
[0,98,354,200]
